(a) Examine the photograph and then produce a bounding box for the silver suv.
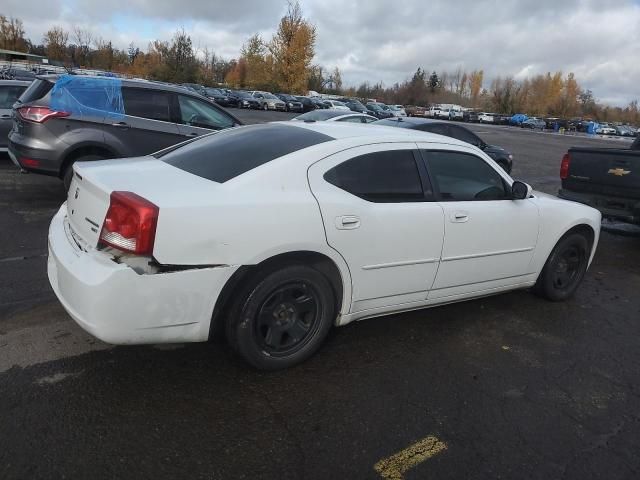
[8,75,242,189]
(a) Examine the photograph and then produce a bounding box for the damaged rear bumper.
[47,203,239,344]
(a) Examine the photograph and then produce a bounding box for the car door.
[308,144,445,313]
[419,145,539,299]
[175,94,237,139]
[0,84,27,148]
[106,87,184,157]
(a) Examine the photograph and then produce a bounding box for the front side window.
[324,150,427,203]
[122,88,171,122]
[425,151,508,201]
[177,95,235,130]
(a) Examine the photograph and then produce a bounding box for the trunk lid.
[564,147,640,199]
[67,156,221,250]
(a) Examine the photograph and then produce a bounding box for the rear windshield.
[157,124,333,183]
[19,78,54,103]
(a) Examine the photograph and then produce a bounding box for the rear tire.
[534,233,589,301]
[62,154,106,191]
[226,264,335,370]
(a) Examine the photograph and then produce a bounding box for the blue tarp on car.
[50,74,124,119]
[510,113,528,125]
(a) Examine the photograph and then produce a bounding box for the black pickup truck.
[558,137,640,224]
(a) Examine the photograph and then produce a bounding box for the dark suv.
[1,80,31,152]
[9,75,242,189]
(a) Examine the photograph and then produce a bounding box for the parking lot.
[1,110,640,479]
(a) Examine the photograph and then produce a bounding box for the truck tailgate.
[563,148,640,199]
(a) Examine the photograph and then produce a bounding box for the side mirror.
[511,181,532,200]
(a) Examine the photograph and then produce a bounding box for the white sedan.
[48,122,601,369]
[323,100,351,111]
[291,110,377,123]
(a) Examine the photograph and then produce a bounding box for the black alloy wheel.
[255,281,321,356]
[535,232,589,301]
[226,264,335,370]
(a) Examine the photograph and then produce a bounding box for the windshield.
[367,104,382,111]
[206,88,222,95]
[263,93,278,100]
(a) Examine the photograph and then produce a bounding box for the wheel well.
[208,251,345,341]
[563,224,596,251]
[59,146,116,178]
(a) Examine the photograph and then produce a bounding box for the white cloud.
[3,0,639,106]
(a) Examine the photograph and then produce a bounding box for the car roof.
[35,74,202,94]
[280,121,470,147]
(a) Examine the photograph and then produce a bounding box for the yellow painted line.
[374,436,447,480]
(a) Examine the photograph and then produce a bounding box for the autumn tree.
[44,26,69,62]
[0,15,28,51]
[468,70,484,106]
[72,26,92,67]
[269,1,316,93]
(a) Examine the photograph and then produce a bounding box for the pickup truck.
[558,137,640,224]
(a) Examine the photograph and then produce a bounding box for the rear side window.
[448,125,482,146]
[421,124,449,136]
[0,85,28,108]
[324,150,427,202]
[158,124,333,183]
[425,151,508,201]
[18,79,53,103]
[122,88,171,122]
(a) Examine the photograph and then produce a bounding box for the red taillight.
[99,191,159,255]
[20,157,40,168]
[17,106,70,123]
[560,153,570,180]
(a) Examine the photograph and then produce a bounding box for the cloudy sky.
[4,0,640,106]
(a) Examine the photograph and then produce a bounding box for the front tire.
[226,265,336,370]
[534,233,589,301]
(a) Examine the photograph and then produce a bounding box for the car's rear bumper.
[558,189,640,225]
[47,204,239,344]
[8,136,61,176]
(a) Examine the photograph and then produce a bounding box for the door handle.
[0,114,11,119]
[111,121,129,128]
[450,211,469,223]
[335,215,360,230]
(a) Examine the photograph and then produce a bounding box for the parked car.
[233,90,261,109]
[0,67,36,81]
[595,123,617,135]
[510,113,528,126]
[205,88,235,107]
[181,83,208,97]
[295,96,320,113]
[275,94,304,112]
[8,75,242,190]
[291,110,377,123]
[366,102,393,119]
[426,106,441,118]
[615,125,637,137]
[323,100,350,111]
[0,80,31,152]
[558,140,640,225]
[450,108,464,121]
[522,118,546,130]
[405,105,427,117]
[464,110,480,123]
[251,92,286,111]
[373,117,514,172]
[388,105,407,117]
[478,112,497,123]
[47,121,600,370]
[338,98,369,114]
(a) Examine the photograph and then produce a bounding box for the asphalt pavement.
[1,111,640,480]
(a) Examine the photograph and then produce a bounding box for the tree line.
[1,8,638,124]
